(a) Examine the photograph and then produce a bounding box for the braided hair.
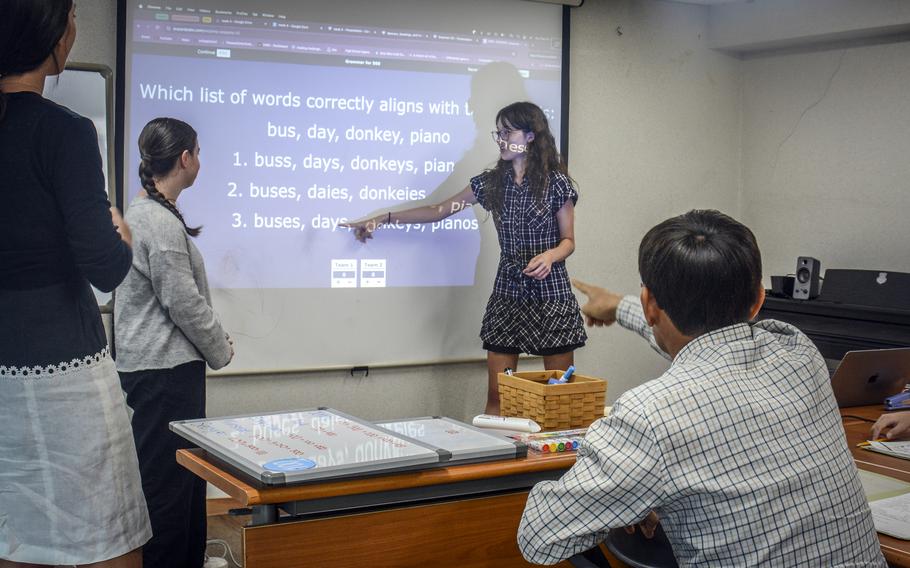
[0,0,73,122]
[484,101,572,218]
[137,117,202,237]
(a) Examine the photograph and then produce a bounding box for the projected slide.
[124,1,563,290]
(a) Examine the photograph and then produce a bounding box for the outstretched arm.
[572,280,669,360]
[572,279,622,326]
[342,185,476,243]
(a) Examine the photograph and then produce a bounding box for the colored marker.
[522,428,587,441]
[547,365,576,384]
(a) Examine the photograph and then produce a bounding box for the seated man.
[518,210,885,567]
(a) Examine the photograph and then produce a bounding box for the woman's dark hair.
[638,209,763,337]
[138,117,202,237]
[0,0,73,121]
[485,101,570,216]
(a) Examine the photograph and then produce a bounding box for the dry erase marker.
[548,365,575,384]
[472,414,542,433]
[504,367,514,376]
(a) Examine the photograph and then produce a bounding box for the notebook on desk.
[830,348,910,408]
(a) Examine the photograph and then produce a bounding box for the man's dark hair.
[638,209,762,336]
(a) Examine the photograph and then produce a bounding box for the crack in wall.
[771,49,848,176]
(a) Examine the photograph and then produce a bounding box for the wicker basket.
[498,370,607,431]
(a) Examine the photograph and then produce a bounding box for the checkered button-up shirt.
[470,170,577,301]
[518,296,886,567]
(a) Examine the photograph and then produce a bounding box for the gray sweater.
[114,197,232,372]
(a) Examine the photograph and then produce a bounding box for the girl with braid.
[115,117,233,568]
[345,101,585,414]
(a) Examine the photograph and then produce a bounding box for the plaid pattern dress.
[470,169,586,355]
[518,296,886,567]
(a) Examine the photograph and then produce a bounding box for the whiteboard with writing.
[376,416,525,462]
[171,408,442,484]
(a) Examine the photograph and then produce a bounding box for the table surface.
[179,406,910,565]
[178,443,576,506]
[840,405,910,566]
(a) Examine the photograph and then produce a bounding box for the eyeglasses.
[490,128,519,142]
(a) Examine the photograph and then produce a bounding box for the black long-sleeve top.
[0,92,131,368]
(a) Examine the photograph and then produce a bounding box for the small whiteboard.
[376,416,526,463]
[171,408,443,485]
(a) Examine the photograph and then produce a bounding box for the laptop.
[829,348,910,408]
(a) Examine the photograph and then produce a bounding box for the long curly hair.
[484,101,569,216]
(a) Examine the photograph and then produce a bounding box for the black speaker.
[793,257,821,300]
[818,269,910,310]
[770,275,795,298]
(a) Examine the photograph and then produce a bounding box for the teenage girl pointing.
[346,101,585,414]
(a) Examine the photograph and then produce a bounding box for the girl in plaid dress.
[347,102,585,413]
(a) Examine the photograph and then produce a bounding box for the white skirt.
[0,348,152,564]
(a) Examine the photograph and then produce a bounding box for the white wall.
[80,0,910,419]
[738,34,910,282]
[709,0,910,52]
[567,0,742,402]
[69,1,117,70]
[69,0,743,418]
[207,0,746,416]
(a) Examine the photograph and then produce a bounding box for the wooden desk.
[841,406,910,567]
[181,409,910,567]
[178,447,576,567]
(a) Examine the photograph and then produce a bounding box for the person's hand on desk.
[872,411,910,440]
[624,511,660,539]
[572,279,623,327]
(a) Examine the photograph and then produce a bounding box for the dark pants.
[120,360,207,568]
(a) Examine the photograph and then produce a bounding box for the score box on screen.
[360,259,387,288]
[331,259,357,288]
